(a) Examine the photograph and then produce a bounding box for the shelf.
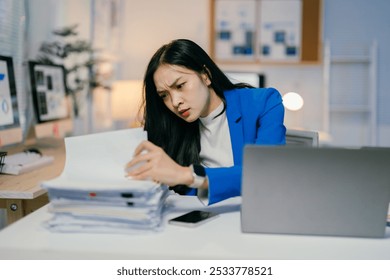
[330,55,370,64]
[329,105,371,113]
[323,41,378,146]
[210,0,322,64]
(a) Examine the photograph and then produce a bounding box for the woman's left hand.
[125,140,192,186]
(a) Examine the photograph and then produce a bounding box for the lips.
[179,108,190,117]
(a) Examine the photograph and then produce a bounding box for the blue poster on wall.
[258,0,302,62]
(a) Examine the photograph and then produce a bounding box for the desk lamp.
[282,91,305,129]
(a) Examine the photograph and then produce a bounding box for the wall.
[118,0,390,147]
[26,0,91,59]
[118,0,210,80]
[119,0,325,138]
[323,0,390,146]
[25,0,92,135]
[20,0,390,146]
[324,0,390,125]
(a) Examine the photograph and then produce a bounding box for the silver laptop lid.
[241,146,390,238]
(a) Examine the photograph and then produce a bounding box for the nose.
[170,90,183,108]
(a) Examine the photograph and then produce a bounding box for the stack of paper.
[41,128,170,234]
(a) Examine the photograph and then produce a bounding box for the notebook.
[241,146,390,238]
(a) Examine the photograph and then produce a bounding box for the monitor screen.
[285,129,319,147]
[28,61,72,140]
[0,55,23,147]
[225,72,266,88]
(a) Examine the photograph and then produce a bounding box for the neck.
[201,88,222,118]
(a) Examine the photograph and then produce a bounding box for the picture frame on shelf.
[28,61,70,123]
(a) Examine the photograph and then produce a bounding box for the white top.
[199,102,234,168]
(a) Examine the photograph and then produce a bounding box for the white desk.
[0,195,389,260]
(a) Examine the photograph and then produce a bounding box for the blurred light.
[283,92,304,111]
[111,80,143,127]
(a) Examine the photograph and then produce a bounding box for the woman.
[126,39,286,204]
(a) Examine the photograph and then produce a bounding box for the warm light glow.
[111,80,143,127]
[283,92,304,111]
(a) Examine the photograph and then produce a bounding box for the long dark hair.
[141,39,250,191]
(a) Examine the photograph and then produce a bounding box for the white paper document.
[41,128,170,234]
[49,127,149,185]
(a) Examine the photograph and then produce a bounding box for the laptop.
[241,146,390,238]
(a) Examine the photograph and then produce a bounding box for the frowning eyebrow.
[156,77,182,94]
[167,77,181,88]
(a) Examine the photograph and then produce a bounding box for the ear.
[202,66,212,86]
[201,73,211,86]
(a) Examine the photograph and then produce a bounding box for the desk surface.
[0,195,389,260]
[0,139,66,199]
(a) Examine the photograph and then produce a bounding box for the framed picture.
[210,0,322,63]
[213,0,257,61]
[257,0,302,62]
[28,62,69,123]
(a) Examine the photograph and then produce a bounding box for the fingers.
[125,152,151,169]
[125,142,158,179]
[125,141,157,171]
[124,160,147,175]
[133,140,157,156]
[124,159,151,181]
[125,140,167,183]
[127,159,151,176]
[125,160,159,183]
[127,171,152,181]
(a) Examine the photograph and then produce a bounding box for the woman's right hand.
[124,140,193,187]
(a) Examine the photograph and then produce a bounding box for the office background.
[1,0,390,147]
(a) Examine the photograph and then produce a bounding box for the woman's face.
[153,64,220,122]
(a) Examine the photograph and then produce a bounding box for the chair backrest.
[285,129,319,147]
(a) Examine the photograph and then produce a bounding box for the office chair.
[285,129,319,147]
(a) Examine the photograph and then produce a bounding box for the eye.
[158,91,168,99]
[177,82,185,89]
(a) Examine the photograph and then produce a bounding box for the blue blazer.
[192,87,286,204]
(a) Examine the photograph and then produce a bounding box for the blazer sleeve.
[205,166,242,204]
[255,87,286,145]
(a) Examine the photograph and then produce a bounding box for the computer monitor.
[225,72,266,88]
[27,61,73,141]
[285,129,319,147]
[0,55,23,147]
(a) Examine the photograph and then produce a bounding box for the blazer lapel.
[225,91,244,165]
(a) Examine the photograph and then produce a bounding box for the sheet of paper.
[43,128,157,190]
